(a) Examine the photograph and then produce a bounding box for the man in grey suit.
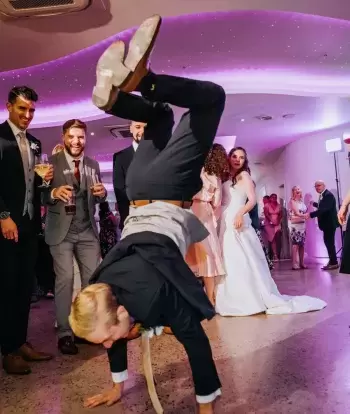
[44,119,107,355]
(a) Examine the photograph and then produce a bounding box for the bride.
[215,147,326,316]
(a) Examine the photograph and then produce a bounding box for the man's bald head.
[315,180,326,194]
[130,121,146,143]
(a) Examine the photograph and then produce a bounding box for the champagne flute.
[34,153,50,188]
[91,174,100,194]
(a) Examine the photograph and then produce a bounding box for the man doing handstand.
[69,15,225,414]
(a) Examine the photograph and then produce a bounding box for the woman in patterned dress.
[288,186,308,270]
[264,193,282,261]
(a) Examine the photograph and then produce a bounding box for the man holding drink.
[44,119,107,355]
[0,86,54,375]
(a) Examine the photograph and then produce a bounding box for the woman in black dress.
[99,202,119,258]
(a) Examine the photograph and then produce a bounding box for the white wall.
[259,123,350,262]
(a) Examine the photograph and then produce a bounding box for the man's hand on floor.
[84,382,124,408]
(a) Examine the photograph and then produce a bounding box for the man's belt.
[130,200,192,209]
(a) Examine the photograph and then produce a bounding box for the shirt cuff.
[51,189,57,200]
[196,388,222,404]
[112,370,128,383]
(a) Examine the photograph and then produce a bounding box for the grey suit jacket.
[44,151,106,246]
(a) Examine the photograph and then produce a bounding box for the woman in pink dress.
[264,193,282,261]
[188,143,229,306]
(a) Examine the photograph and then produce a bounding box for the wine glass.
[34,153,50,188]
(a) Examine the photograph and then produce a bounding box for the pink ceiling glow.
[1,10,350,127]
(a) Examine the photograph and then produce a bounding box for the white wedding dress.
[215,181,327,316]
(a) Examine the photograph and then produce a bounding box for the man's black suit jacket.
[0,121,42,234]
[249,202,260,231]
[310,189,339,232]
[112,145,135,229]
[90,231,215,328]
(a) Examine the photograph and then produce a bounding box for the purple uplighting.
[1,10,350,127]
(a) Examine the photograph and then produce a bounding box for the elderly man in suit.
[44,119,107,354]
[112,121,146,229]
[308,180,340,270]
[0,86,53,375]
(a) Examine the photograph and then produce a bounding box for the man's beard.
[64,143,84,158]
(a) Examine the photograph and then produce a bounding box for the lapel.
[26,134,38,168]
[319,190,327,206]
[1,121,25,178]
[57,151,74,186]
[83,157,93,202]
[124,146,135,170]
[58,152,94,202]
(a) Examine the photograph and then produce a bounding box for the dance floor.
[1,261,350,413]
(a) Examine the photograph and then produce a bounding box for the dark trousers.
[323,227,338,265]
[108,283,221,397]
[109,73,225,201]
[36,236,55,293]
[0,215,37,355]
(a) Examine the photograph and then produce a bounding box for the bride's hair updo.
[228,146,251,186]
[203,143,230,181]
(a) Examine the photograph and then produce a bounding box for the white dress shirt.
[115,203,223,404]
[51,150,84,199]
[7,119,34,217]
[64,150,84,176]
[318,189,326,205]
[132,141,139,151]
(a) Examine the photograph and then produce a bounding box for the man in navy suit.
[112,121,146,229]
[308,180,340,270]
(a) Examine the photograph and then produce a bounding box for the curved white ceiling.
[0,4,349,158]
[1,0,350,71]
[1,10,350,128]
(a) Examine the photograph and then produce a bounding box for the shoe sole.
[92,15,162,107]
[92,40,129,109]
[122,15,162,92]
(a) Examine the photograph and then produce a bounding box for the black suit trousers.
[323,227,338,265]
[108,283,221,397]
[0,215,38,355]
[109,74,225,202]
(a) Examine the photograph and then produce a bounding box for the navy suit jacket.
[310,189,339,232]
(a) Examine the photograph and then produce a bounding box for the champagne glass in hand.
[90,174,101,194]
[34,153,51,188]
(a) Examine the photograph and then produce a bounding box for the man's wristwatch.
[0,211,10,220]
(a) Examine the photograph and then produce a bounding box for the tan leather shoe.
[163,326,174,335]
[3,354,31,375]
[122,14,162,93]
[127,323,142,341]
[18,342,53,362]
[92,14,162,110]
[198,402,214,414]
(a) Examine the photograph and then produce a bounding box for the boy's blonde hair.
[69,283,119,339]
